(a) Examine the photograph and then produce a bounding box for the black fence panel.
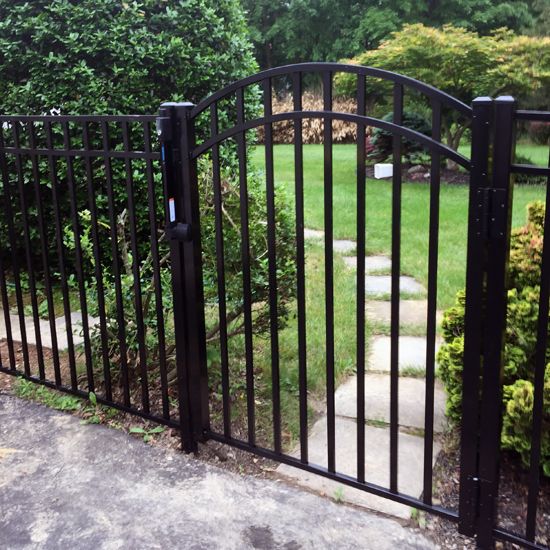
[161,63,474,523]
[0,115,181,429]
[0,63,548,550]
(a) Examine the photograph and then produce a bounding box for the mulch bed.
[366,164,470,185]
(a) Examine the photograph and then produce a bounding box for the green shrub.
[501,368,550,476]
[0,0,256,115]
[365,111,431,164]
[78,158,297,384]
[438,201,550,475]
[514,154,548,186]
[0,0,258,276]
[509,201,545,288]
[0,1,299,388]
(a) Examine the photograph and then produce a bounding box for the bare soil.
[423,431,550,549]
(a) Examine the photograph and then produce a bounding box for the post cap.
[472,97,493,105]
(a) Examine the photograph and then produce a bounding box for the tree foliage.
[242,0,543,70]
[0,0,257,114]
[335,24,550,152]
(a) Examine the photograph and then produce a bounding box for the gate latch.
[166,222,192,242]
[156,117,172,142]
[475,188,507,240]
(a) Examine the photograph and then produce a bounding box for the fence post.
[475,96,516,548]
[459,96,494,537]
[157,102,210,453]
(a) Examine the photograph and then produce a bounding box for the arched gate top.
[190,62,473,120]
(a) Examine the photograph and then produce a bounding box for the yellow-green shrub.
[438,201,550,475]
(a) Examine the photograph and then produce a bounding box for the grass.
[250,143,547,310]
[459,140,549,167]
[210,242,367,446]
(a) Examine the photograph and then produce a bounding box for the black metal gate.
[0,63,548,549]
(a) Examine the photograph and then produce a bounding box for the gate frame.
[155,65,546,549]
[459,96,518,546]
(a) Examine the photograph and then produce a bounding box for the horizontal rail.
[192,110,471,169]
[205,430,459,521]
[511,163,550,177]
[190,62,472,119]
[493,527,549,550]
[515,110,550,122]
[0,115,158,123]
[1,147,160,160]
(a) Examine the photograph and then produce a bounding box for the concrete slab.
[365,300,443,328]
[333,239,356,253]
[365,276,425,296]
[303,227,324,239]
[343,255,392,273]
[278,417,440,519]
[368,336,441,372]
[0,309,99,350]
[334,373,448,432]
[0,395,436,550]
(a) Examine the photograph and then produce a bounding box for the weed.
[129,425,165,443]
[14,378,81,411]
[333,486,345,503]
[400,366,427,378]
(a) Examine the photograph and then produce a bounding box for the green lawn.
[459,141,549,167]
[251,144,547,310]
[210,242,363,447]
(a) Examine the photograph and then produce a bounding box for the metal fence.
[0,63,548,549]
[0,114,182,430]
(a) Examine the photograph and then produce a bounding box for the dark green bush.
[73,157,297,384]
[0,0,259,262]
[365,111,431,164]
[0,0,259,274]
[438,201,550,476]
[0,0,256,115]
[0,1,298,386]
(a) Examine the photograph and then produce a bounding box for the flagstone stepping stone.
[0,309,99,351]
[343,256,392,273]
[277,417,441,519]
[302,229,357,254]
[303,228,324,240]
[365,299,443,327]
[365,275,425,296]
[333,239,356,253]
[368,335,441,373]
[334,372,447,432]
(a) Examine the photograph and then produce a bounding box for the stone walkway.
[278,229,446,519]
[0,310,97,350]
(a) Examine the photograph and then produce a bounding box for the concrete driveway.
[0,394,436,549]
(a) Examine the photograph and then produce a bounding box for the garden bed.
[365,163,470,184]
[424,431,550,549]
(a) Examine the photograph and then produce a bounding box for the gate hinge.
[474,188,507,241]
